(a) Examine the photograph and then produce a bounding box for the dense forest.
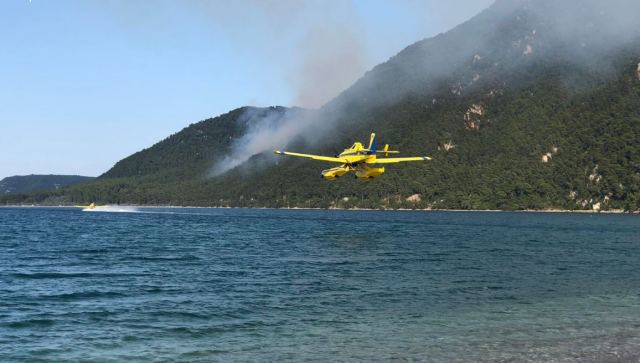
[3,0,640,211]
[0,175,94,195]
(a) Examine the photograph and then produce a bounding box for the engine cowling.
[355,165,385,180]
[321,165,351,180]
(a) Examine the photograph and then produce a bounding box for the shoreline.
[1,204,637,214]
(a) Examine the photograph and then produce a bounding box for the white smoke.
[208,3,371,176]
[288,24,368,109]
[210,108,314,176]
[211,0,640,177]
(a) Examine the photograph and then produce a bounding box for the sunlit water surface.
[1,207,640,362]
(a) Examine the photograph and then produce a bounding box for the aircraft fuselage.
[274,133,430,181]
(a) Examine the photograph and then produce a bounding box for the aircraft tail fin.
[367,133,377,154]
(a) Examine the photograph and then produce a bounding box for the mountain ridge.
[3,0,640,211]
[0,175,94,195]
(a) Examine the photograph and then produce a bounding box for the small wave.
[122,335,146,342]
[83,205,139,213]
[4,319,55,329]
[180,348,229,357]
[72,249,111,254]
[166,326,226,338]
[125,255,200,262]
[162,320,272,339]
[148,311,209,320]
[40,291,126,301]
[11,272,129,279]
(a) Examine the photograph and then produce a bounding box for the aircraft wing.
[274,150,346,163]
[372,156,432,164]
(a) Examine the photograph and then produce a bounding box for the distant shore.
[1,204,637,214]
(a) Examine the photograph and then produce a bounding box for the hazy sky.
[0,0,493,179]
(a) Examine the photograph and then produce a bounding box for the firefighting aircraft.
[76,202,97,209]
[274,133,431,180]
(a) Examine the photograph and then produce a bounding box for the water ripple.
[0,208,639,362]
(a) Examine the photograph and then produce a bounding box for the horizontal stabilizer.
[376,143,399,156]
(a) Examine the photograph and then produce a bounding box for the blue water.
[1,207,640,362]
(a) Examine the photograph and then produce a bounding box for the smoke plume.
[210,107,313,176]
[212,0,640,176]
[289,24,368,109]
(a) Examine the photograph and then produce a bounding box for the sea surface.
[1,207,640,362]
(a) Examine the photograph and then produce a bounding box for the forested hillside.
[4,0,640,211]
[0,175,94,195]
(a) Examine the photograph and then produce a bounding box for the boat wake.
[82,206,139,213]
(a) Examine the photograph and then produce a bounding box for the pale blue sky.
[0,0,493,179]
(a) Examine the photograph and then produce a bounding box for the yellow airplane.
[76,202,97,209]
[274,133,431,180]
